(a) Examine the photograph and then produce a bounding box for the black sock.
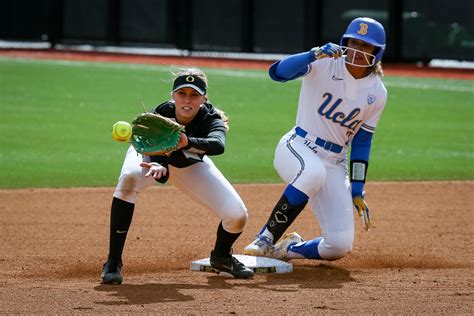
[108,197,135,261]
[266,195,307,242]
[213,222,241,257]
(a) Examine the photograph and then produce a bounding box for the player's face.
[346,38,376,66]
[173,87,205,124]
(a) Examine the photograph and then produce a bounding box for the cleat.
[209,251,255,279]
[243,235,273,256]
[101,259,123,284]
[269,232,304,261]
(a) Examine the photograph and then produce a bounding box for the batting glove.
[352,195,371,231]
[313,43,343,60]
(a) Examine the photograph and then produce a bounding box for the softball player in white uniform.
[245,17,388,261]
[101,67,254,284]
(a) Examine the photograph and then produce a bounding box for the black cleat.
[101,259,123,284]
[210,251,255,279]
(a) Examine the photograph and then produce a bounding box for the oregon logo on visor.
[173,74,207,95]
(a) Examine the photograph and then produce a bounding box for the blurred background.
[1,0,473,65]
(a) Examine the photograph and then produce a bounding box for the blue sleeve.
[269,50,316,82]
[350,129,373,197]
[350,129,373,162]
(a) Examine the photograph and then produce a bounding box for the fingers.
[363,207,371,231]
[151,168,167,179]
[358,207,370,231]
[317,43,342,60]
[360,205,370,231]
[139,162,151,168]
[353,196,371,231]
[140,162,167,179]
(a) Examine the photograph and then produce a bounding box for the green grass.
[0,57,473,188]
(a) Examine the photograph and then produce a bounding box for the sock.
[213,222,241,257]
[283,184,309,205]
[108,197,135,261]
[259,225,274,241]
[288,237,323,259]
[265,194,307,242]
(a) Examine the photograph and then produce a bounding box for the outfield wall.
[1,0,473,63]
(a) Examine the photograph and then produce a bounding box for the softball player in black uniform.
[101,67,254,283]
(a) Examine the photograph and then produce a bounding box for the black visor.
[172,75,207,95]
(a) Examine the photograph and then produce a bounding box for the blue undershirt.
[269,50,315,82]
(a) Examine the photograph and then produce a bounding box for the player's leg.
[244,132,327,256]
[102,146,156,284]
[169,156,254,278]
[281,165,354,261]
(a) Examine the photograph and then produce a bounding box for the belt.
[295,127,343,154]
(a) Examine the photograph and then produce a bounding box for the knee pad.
[319,230,353,261]
[222,210,248,234]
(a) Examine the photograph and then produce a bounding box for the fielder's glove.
[131,112,185,156]
[312,42,343,60]
[353,195,371,231]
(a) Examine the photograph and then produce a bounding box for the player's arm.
[269,43,342,82]
[350,128,373,231]
[184,120,227,156]
[269,51,315,82]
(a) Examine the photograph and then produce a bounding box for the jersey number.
[357,23,368,35]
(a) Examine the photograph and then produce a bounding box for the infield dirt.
[1,182,473,314]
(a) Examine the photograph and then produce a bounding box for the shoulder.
[154,100,174,111]
[199,102,224,120]
[370,77,388,108]
[195,102,227,131]
[153,101,175,116]
[373,76,388,98]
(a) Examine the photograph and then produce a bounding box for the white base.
[190,254,293,275]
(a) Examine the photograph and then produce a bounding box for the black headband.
[172,75,207,95]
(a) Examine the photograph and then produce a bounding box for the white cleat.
[243,235,273,256]
[269,232,304,261]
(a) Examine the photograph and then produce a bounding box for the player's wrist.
[351,181,365,198]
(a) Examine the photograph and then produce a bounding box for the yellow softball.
[111,121,132,142]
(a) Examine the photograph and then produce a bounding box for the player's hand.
[140,162,167,179]
[313,43,343,60]
[352,196,371,231]
[177,133,188,150]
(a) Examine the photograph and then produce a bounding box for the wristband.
[350,160,368,183]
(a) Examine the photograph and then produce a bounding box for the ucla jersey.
[296,57,387,152]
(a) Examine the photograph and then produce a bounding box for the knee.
[222,209,248,234]
[307,166,327,186]
[114,172,142,203]
[118,171,142,189]
[296,167,327,196]
[321,232,353,261]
